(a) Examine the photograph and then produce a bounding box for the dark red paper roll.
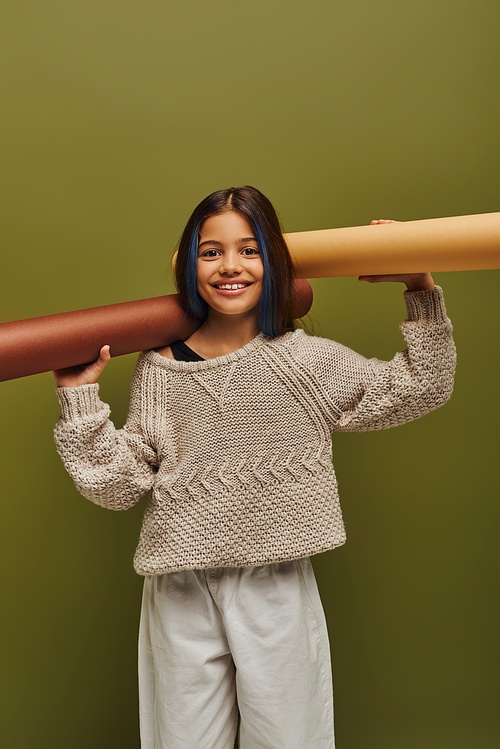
[0,279,313,382]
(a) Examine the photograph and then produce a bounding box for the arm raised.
[53,355,159,510]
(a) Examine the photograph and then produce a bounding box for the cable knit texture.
[54,287,456,575]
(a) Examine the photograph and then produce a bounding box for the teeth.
[216,283,248,290]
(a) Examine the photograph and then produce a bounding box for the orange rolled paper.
[284,212,500,277]
[0,280,313,382]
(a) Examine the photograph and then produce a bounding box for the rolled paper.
[284,213,500,277]
[0,279,313,382]
[171,212,500,277]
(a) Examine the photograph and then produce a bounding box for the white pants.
[138,557,335,749]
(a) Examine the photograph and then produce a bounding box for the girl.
[53,186,456,749]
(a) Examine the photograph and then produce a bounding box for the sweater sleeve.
[299,286,456,432]
[53,354,159,510]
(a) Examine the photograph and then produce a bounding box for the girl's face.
[196,211,264,319]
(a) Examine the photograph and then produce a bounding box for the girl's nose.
[219,253,243,274]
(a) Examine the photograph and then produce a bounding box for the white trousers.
[138,557,335,749]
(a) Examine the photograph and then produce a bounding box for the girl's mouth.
[211,282,253,296]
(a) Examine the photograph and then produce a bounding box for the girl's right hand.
[52,345,111,388]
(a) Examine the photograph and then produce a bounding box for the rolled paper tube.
[0,279,313,382]
[285,213,500,277]
[172,212,500,277]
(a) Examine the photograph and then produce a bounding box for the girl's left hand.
[359,219,435,291]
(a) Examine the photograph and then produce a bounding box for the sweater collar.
[143,330,298,372]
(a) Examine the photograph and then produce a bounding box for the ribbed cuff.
[403,285,449,324]
[56,383,104,420]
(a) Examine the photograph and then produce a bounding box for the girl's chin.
[202,297,261,318]
[210,303,261,317]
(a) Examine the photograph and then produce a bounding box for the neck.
[186,309,261,359]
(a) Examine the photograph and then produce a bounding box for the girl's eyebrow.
[198,240,222,249]
[198,236,258,249]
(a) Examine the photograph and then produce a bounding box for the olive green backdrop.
[1,1,499,747]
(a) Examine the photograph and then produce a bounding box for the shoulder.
[128,350,163,387]
[267,329,370,382]
[133,349,174,373]
[273,328,367,364]
[153,345,175,359]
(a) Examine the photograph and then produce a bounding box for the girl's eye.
[242,247,259,256]
[201,249,220,258]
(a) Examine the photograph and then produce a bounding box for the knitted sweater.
[54,287,456,575]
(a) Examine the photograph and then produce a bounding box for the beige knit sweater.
[54,287,456,575]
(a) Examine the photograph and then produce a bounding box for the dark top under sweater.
[170,340,205,362]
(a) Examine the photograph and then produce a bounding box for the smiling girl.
[53,186,456,749]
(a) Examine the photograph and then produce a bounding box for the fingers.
[90,345,111,379]
[358,275,398,283]
[84,345,112,380]
[402,273,435,291]
[359,273,435,290]
[370,219,401,224]
[52,345,111,388]
[98,345,111,366]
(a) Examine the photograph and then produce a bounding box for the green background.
[1,1,499,747]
